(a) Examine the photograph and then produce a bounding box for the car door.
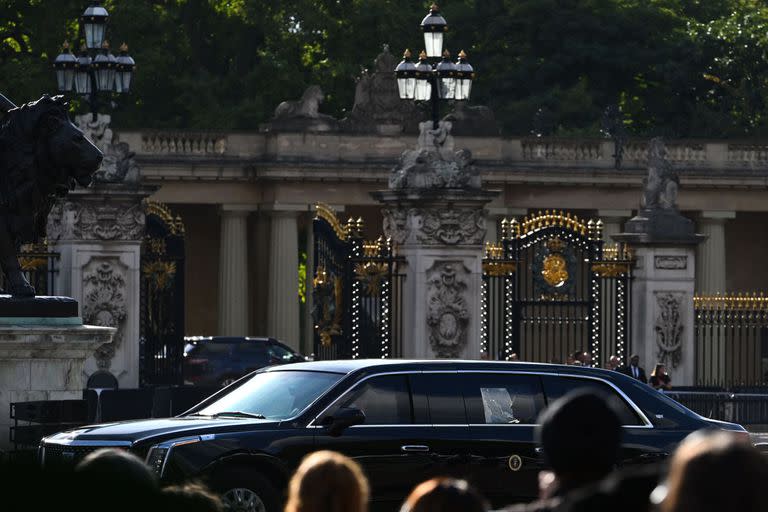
[313,373,434,509]
[540,374,665,465]
[460,371,546,505]
[409,372,475,482]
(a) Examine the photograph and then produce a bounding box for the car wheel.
[214,472,280,512]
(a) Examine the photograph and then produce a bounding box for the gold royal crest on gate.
[541,238,569,288]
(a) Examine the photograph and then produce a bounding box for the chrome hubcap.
[222,488,266,512]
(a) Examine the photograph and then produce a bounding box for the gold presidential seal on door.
[508,454,523,471]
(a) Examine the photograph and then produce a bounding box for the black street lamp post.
[53,1,135,121]
[395,4,475,129]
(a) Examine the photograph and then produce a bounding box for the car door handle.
[401,445,430,453]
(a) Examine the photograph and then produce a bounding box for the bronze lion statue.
[0,94,102,296]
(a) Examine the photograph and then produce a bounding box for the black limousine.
[40,360,747,511]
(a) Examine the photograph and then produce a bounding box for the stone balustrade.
[520,138,603,161]
[118,130,768,171]
[140,132,228,155]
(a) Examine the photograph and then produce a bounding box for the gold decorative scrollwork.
[142,261,177,290]
[315,203,349,241]
[146,237,167,256]
[19,257,48,271]
[354,262,389,296]
[483,261,517,277]
[694,292,768,311]
[501,210,604,240]
[592,262,631,278]
[145,200,185,236]
[312,265,344,346]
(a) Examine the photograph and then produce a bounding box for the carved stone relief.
[47,201,145,242]
[382,207,486,246]
[75,113,141,183]
[655,255,687,270]
[389,121,481,190]
[82,258,128,369]
[654,291,684,369]
[426,261,470,358]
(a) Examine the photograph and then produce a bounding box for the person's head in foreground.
[536,390,622,495]
[75,448,159,510]
[655,430,768,512]
[400,478,487,512]
[285,450,369,512]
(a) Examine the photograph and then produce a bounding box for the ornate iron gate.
[481,211,632,366]
[312,204,404,360]
[140,201,185,386]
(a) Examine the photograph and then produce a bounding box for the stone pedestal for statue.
[615,138,704,385]
[47,184,152,389]
[0,301,113,450]
[372,120,498,359]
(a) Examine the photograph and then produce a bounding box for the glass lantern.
[53,42,77,92]
[414,51,433,101]
[454,50,474,101]
[420,4,447,58]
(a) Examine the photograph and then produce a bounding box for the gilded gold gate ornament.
[354,261,389,296]
[541,253,569,288]
[312,266,344,346]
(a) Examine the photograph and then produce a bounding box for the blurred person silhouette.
[619,354,647,383]
[604,355,620,371]
[649,364,672,391]
[652,430,768,512]
[401,478,488,512]
[569,351,583,366]
[161,482,223,512]
[74,448,159,512]
[285,450,369,512]
[500,390,622,512]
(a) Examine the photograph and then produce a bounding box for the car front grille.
[42,443,136,468]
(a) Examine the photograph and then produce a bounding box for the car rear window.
[463,373,545,424]
[542,375,645,426]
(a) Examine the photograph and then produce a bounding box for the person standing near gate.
[620,354,647,383]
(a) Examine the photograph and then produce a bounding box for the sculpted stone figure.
[274,85,325,119]
[0,94,102,295]
[389,121,481,190]
[270,85,338,132]
[641,137,678,210]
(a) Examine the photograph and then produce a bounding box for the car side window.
[411,373,468,425]
[236,342,269,364]
[330,375,412,425]
[541,376,644,426]
[463,373,545,424]
[268,343,294,362]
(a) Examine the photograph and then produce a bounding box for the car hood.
[44,416,280,444]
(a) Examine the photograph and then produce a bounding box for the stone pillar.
[617,217,703,382]
[267,210,301,350]
[0,324,114,450]
[696,211,734,293]
[598,209,632,243]
[626,246,699,385]
[373,190,498,359]
[47,185,151,389]
[218,206,252,336]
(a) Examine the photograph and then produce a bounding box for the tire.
[211,470,281,512]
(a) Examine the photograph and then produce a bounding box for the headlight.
[145,436,201,477]
[146,447,169,475]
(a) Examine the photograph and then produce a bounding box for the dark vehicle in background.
[182,336,307,387]
[40,360,748,512]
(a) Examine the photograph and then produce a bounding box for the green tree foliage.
[0,0,766,137]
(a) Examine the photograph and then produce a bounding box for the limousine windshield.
[194,370,343,420]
